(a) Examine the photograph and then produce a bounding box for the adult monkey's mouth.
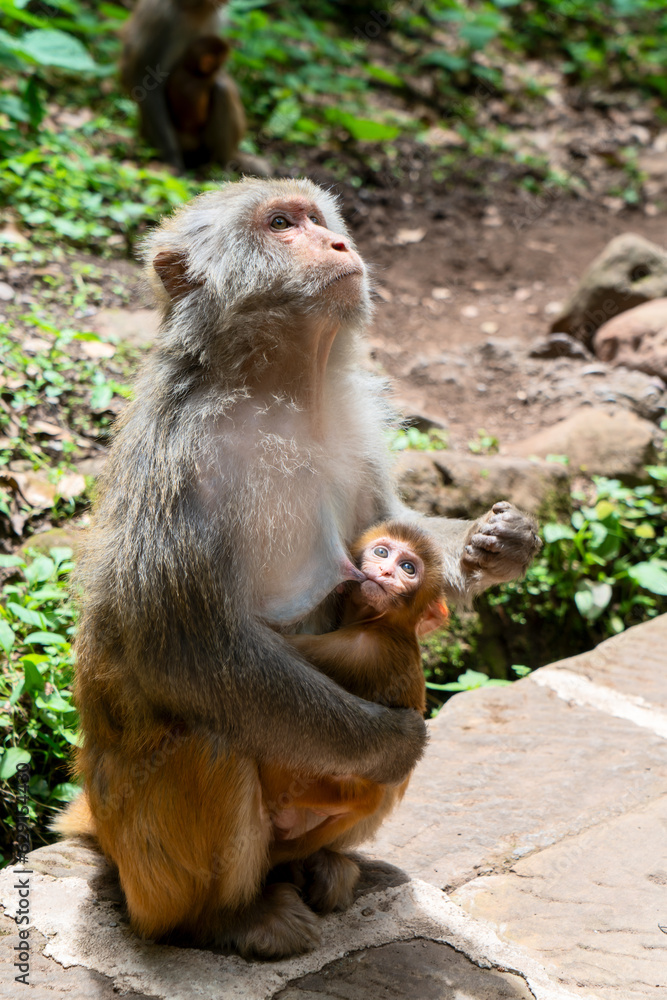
[322,266,364,289]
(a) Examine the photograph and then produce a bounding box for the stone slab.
[274,939,534,999]
[538,614,667,710]
[0,855,584,1000]
[453,794,667,1000]
[0,910,153,1000]
[366,675,667,889]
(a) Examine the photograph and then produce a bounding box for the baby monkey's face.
[357,537,424,610]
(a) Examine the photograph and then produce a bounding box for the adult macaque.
[166,36,245,168]
[263,521,448,883]
[120,0,250,173]
[56,178,541,960]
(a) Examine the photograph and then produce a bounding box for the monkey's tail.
[51,791,97,839]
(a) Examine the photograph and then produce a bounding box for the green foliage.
[468,428,499,455]
[388,425,449,452]
[0,319,130,471]
[0,548,78,862]
[0,0,665,253]
[0,134,209,253]
[421,467,667,698]
[427,668,511,693]
[486,471,667,663]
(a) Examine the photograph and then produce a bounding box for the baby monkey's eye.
[271,216,291,230]
[373,546,389,559]
[400,561,416,576]
[309,214,322,225]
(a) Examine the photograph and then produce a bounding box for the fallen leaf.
[0,222,29,245]
[0,282,15,301]
[32,420,64,438]
[79,340,116,359]
[56,473,86,501]
[3,471,57,510]
[421,126,466,149]
[23,337,52,354]
[395,228,427,246]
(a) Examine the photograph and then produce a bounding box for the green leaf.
[24,555,55,584]
[49,547,74,566]
[574,580,612,620]
[90,383,114,410]
[595,500,615,520]
[18,30,96,73]
[0,555,24,569]
[634,523,656,539]
[7,602,46,628]
[543,523,575,543]
[0,619,15,655]
[588,522,608,550]
[0,747,31,780]
[50,782,81,802]
[264,97,301,138]
[364,63,403,88]
[627,561,667,596]
[37,690,74,713]
[330,111,400,143]
[23,658,45,693]
[24,631,68,646]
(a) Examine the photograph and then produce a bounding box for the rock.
[372,617,667,891]
[511,407,657,481]
[521,359,667,424]
[593,297,667,381]
[91,308,160,349]
[394,450,569,518]
[528,332,592,360]
[20,525,86,557]
[551,233,667,347]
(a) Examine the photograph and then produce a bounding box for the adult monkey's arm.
[389,500,542,604]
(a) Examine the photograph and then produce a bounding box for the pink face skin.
[260,197,365,293]
[357,537,424,611]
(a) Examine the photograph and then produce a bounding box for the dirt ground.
[350,196,666,449]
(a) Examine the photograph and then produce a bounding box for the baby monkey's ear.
[416,599,449,637]
[153,250,204,300]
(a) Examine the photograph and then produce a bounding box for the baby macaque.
[167,38,229,137]
[262,520,448,862]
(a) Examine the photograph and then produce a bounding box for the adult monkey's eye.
[373,546,389,559]
[271,217,290,230]
[401,561,416,576]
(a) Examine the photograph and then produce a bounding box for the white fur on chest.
[200,387,380,624]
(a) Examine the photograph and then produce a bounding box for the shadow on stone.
[273,938,533,999]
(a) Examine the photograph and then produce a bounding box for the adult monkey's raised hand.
[56,179,540,960]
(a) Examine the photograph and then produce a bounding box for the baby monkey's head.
[351,521,448,636]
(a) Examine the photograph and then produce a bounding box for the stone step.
[2,615,666,999]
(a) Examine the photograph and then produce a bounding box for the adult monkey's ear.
[153,250,204,300]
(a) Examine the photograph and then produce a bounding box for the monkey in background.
[55,178,541,960]
[263,520,448,880]
[120,0,263,173]
[166,36,245,169]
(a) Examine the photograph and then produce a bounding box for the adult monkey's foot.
[289,848,361,914]
[463,501,542,586]
[219,883,321,960]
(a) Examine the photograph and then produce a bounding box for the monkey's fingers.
[466,533,502,556]
[491,501,512,514]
